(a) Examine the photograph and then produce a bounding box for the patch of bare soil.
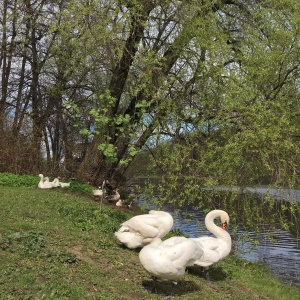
[69,245,102,266]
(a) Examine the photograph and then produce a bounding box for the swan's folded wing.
[194,247,221,266]
[122,216,160,238]
[161,236,187,247]
[140,246,182,280]
[193,237,220,251]
[168,239,204,269]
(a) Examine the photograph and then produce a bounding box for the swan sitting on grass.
[38,174,54,189]
[93,187,104,197]
[44,177,60,187]
[116,199,123,207]
[107,190,120,203]
[59,182,71,187]
[114,210,174,249]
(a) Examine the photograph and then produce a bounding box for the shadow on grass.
[142,279,200,297]
[187,265,230,282]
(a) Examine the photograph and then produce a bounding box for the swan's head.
[221,221,228,230]
[220,211,230,230]
[38,174,43,177]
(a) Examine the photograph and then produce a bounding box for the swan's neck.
[150,237,162,247]
[205,210,228,239]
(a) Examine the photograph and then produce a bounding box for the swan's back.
[114,210,173,249]
[52,178,60,187]
[93,189,103,196]
[139,237,203,281]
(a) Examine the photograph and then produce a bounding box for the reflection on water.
[137,186,300,288]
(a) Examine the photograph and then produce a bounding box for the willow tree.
[56,0,238,184]
[55,0,300,196]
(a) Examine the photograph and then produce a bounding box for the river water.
[136,185,300,288]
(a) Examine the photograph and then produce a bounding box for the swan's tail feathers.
[114,231,143,249]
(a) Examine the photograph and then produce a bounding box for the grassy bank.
[0,174,299,299]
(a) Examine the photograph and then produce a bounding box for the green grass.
[0,173,299,299]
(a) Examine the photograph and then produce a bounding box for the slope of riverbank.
[0,175,299,299]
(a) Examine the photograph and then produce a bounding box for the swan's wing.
[139,238,203,281]
[119,215,161,238]
[93,189,103,196]
[161,238,204,268]
[148,210,170,216]
[38,182,53,189]
[53,178,60,187]
[114,231,144,249]
[139,245,182,280]
[192,238,230,267]
[193,237,220,251]
[161,236,187,246]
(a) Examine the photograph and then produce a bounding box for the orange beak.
[221,221,227,230]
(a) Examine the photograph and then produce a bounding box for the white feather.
[139,236,204,281]
[114,210,174,249]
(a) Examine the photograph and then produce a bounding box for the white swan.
[38,174,54,189]
[59,182,70,187]
[116,199,123,207]
[192,209,231,271]
[107,190,120,203]
[92,187,104,197]
[139,236,204,282]
[114,210,174,249]
[44,177,60,187]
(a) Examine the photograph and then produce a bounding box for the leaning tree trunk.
[77,1,155,186]
[77,135,111,185]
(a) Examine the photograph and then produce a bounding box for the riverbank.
[0,181,299,299]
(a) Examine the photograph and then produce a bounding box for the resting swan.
[93,187,103,196]
[114,210,174,249]
[44,177,60,187]
[116,199,123,207]
[93,186,104,199]
[59,182,70,187]
[107,190,120,203]
[38,174,54,189]
[139,236,204,282]
[192,209,231,273]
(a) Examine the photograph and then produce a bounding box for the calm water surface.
[137,186,300,288]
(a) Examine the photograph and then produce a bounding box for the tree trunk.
[0,0,9,131]
[27,0,43,172]
[77,2,155,186]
